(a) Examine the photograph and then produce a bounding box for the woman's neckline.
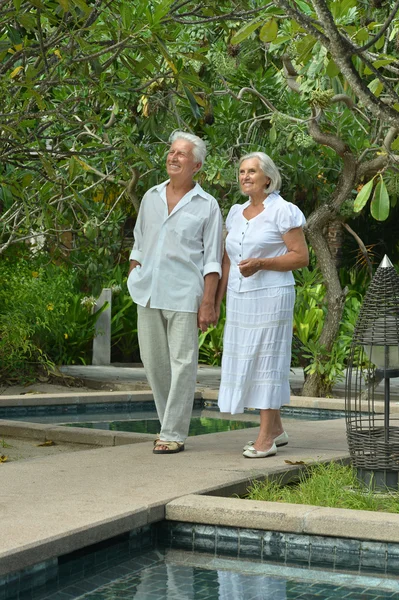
[242,195,268,222]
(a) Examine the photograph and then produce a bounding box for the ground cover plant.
[247,461,399,513]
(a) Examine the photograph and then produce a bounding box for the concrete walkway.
[1,364,399,580]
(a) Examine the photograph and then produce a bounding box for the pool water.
[30,548,399,600]
[63,415,261,436]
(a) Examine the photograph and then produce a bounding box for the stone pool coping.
[166,493,399,544]
[0,419,155,447]
[1,389,399,415]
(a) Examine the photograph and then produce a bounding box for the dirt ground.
[0,378,115,463]
[0,379,151,397]
[0,436,99,463]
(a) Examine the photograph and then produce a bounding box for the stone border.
[165,493,399,544]
[0,419,154,447]
[1,390,397,415]
[0,390,201,406]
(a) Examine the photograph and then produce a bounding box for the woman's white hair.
[239,152,282,194]
[169,131,207,167]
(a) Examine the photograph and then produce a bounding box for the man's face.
[166,139,201,180]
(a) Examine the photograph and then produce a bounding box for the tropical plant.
[198,300,226,366]
[0,255,108,381]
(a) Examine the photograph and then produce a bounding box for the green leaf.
[71,0,91,15]
[155,36,178,74]
[353,178,374,212]
[269,125,277,144]
[372,57,396,69]
[183,85,201,119]
[269,35,292,48]
[341,0,357,11]
[17,13,36,30]
[259,19,278,43]
[230,19,262,45]
[391,136,399,151]
[375,33,385,50]
[295,0,313,15]
[152,0,173,24]
[326,58,340,78]
[180,71,211,92]
[367,78,384,97]
[370,179,390,221]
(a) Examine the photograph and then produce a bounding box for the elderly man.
[128,131,223,454]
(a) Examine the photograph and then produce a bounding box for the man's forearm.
[201,272,219,305]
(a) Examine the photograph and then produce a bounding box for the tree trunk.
[302,205,346,397]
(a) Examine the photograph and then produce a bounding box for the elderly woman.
[216,152,309,458]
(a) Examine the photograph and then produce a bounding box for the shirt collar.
[156,179,205,203]
[263,191,280,205]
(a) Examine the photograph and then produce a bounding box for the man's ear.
[193,162,202,174]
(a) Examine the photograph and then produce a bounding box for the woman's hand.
[238,258,261,277]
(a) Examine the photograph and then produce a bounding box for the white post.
[92,288,112,365]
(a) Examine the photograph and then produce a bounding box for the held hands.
[198,301,217,332]
[238,258,261,277]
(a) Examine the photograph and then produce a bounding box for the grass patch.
[247,462,399,513]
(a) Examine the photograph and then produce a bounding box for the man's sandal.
[153,440,185,454]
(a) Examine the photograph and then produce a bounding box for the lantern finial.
[379,255,393,269]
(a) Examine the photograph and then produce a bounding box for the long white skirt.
[218,286,295,414]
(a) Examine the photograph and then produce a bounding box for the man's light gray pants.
[137,305,198,443]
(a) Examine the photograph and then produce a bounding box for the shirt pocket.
[173,212,203,242]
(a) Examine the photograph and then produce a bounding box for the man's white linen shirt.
[226,191,306,292]
[128,180,223,312]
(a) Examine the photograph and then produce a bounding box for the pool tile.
[238,529,263,558]
[216,526,239,556]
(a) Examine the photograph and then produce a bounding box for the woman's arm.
[239,227,309,277]
[215,250,230,319]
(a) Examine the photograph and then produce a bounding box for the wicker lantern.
[345,256,399,489]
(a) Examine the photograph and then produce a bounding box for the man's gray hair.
[169,131,207,166]
[239,152,282,194]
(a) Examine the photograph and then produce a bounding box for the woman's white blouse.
[226,191,306,292]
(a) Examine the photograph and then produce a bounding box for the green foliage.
[247,461,399,513]
[0,256,105,382]
[107,266,140,363]
[292,262,366,394]
[198,301,226,366]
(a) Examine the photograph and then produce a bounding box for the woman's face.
[239,158,270,198]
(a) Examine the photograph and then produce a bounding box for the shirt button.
[239,254,241,257]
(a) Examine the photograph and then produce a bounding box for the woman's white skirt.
[218,285,295,415]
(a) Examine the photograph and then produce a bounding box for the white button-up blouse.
[128,180,223,312]
[226,191,306,292]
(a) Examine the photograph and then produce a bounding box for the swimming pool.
[3,527,398,600]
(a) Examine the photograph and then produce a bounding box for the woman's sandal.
[153,440,185,454]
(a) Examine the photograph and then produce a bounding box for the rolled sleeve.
[130,200,144,263]
[203,261,222,277]
[202,202,223,279]
[129,249,143,262]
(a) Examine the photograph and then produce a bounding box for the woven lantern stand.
[345,256,399,489]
